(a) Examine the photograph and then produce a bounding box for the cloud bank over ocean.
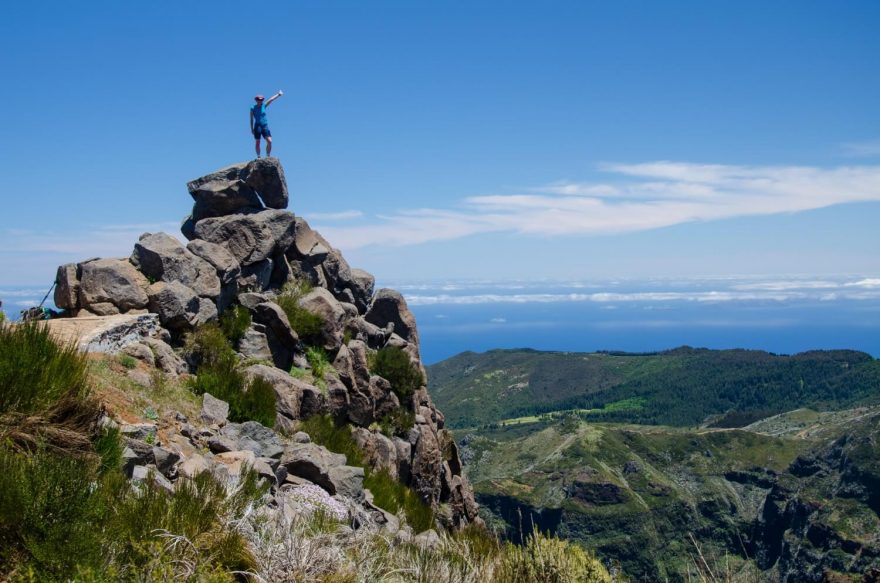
[390,276,880,306]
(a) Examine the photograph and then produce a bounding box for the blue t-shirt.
[251,103,268,127]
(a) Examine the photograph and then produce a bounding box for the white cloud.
[846,278,880,289]
[315,162,880,249]
[732,280,840,291]
[404,287,880,306]
[490,317,507,323]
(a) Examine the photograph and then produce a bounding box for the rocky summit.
[49,157,479,529]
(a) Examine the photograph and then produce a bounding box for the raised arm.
[265,90,284,107]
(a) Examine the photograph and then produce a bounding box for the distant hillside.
[459,407,880,581]
[428,347,880,428]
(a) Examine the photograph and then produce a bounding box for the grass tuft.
[306,346,333,388]
[364,467,435,532]
[276,280,324,340]
[219,304,252,344]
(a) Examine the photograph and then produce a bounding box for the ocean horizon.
[3,274,879,364]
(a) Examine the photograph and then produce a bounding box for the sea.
[3,275,879,365]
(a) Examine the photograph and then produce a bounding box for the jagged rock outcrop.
[51,158,478,528]
[749,416,880,582]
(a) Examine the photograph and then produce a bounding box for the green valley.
[429,348,880,581]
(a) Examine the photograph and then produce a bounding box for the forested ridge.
[429,347,880,428]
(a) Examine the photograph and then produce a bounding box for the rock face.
[51,158,478,528]
[749,415,880,582]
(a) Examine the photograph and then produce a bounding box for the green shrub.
[276,280,324,339]
[189,358,276,428]
[184,323,236,370]
[0,441,266,581]
[0,311,5,324]
[306,346,332,383]
[364,467,434,533]
[299,415,365,466]
[0,321,89,416]
[378,409,415,438]
[236,376,277,428]
[369,346,424,401]
[118,354,138,369]
[0,447,105,578]
[220,305,252,344]
[93,427,123,476]
[107,470,264,573]
[189,355,244,399]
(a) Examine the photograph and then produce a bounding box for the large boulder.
[78,258,149,312]
[131,232,220,298]
[187,163,263,221]
[193,213,274,266]
[70,313,162,354]
[54,263,80,310]
[289,217,329,258]
[349,268,375,314]
[147,281,202,330]
[347,317,389,349]
[411,426,443,506]
[186,240,241,282]
[243,157,288,209]
[237,325,272,361]
[219,421,284,459]
[252,302,298,350]
[238,259,273,292]
[200,393,229,425]
[280,442,362,497]
[347,340,372,390]
[193,209,295,267]
[321,248,355,298]
[332,344,357,390]
[353,428,399,478]
[298,287,346,352]
[143,337,188,376]
[187,239,240,312]
[365,289,420,349]
[245,364,326,428]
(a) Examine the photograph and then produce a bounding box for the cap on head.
[254,94,264,101]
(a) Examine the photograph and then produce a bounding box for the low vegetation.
[0,321,89,417]
[219,304,252,344]
[0,322,266,581]
[299,414,436,532]
[370,346,425,401]
[306,345,333,387]
[243,510,614,583]
[276,279,324,340]
[185,323,277,428]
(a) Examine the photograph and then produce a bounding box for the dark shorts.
[253,125,271,139]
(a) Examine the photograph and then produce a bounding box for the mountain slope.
[429,347,880,428]
[459,408,880,581]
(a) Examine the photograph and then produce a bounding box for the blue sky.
[1,1,879,285]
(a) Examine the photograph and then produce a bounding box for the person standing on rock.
[250,91,283,158]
